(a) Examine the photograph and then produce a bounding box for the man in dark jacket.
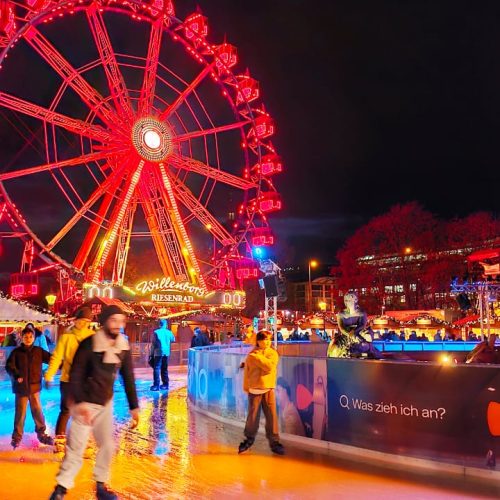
[5,327,53,448]
[50,305,140,500]
[191,326,210,348]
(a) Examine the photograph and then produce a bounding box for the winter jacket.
[69,332,139,410]
[5,344,51,396]
[33,332,48,351]
[153,327,175,356]
[243,347,279,393]
[191,332,210,348]
[45,323,94,382]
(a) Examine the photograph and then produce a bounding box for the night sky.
[1,0,499,273]
[180,0,500,264]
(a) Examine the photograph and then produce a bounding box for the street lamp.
[45,293,57,311]
[308,260,318,313]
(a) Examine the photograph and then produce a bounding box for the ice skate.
[53,435,66,455]
[96,482,118,500]
[238,437,254,454]
[49,484,66,500]
[37,432,54,446]
[270,441,285,455]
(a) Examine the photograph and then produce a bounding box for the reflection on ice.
[0,367,498,499]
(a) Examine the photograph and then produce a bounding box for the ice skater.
[49,305,139,500]
[238,330,285,455]
[5,327,54,448]
[45,306,95,453]
[150,318,175,391]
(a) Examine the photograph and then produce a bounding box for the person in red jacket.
[5,327,53,448]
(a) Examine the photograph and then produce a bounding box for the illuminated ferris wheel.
[0,0,282,291]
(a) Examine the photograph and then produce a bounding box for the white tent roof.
[0,295,53,323]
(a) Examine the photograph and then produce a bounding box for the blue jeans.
[153,355,169,387]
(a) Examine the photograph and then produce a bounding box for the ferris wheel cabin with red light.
[0,0,282,308]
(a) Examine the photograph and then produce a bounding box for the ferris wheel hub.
[132,118,173,162]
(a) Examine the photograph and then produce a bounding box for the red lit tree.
[334,204,500,313]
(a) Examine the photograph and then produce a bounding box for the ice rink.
[0,367,498,499]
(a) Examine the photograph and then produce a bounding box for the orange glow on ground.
[0,369,498,499]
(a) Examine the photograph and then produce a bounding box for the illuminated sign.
[83,279,246,309]
[135,277,207,298]
[83,283,113,299]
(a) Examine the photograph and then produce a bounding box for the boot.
[38,433,54,446]
[49,484,67,500]
[238,437,254,454]
[150,385,160,391]
[270,441,285,455]
[11,437,21,449]
[53,435,66,454]
[159,384,169,390]
[96,482,118,500]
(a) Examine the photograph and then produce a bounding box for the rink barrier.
[188,344,500,483]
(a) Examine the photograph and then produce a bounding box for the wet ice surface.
[0,367,499,499]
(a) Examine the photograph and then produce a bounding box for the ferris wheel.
[0,0,282,291]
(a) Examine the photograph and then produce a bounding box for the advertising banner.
[188,347,500,468]
[327,359,500,466]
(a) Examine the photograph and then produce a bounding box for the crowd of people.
[4,305,139,500]
[2,312,290,499]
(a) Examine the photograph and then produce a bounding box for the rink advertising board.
[326,358,500,465]
[188,347,500,468]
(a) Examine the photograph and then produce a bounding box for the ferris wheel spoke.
[137,168,189,281]
[0,91,111,143]
[0,150,115,182]
[158,63,214,121]
[169,154,257,191]
[86,4,133,122]
[24,26,119,127]
[73,185,120,270]
[170,177,236,247]
[156,162,206,288]
[138,19,163,116]
[174,120,251,143]
[46,161,130,252]
[89,159,145,283]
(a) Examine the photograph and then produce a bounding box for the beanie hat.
[75,307,93,321]
[99,305,125,325]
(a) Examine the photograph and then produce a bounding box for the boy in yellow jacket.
[45,307,94,452]
[239,330,284,455]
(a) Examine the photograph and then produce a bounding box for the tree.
[335,203,438,310]
[334,204,500,313]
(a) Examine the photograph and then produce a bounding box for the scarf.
[92,328,129,364]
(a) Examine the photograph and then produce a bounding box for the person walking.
[45,307,95,453]
[238,330,285,455]
[150,319,176,391]
[5,327,54,448]
[49,305,139,500]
